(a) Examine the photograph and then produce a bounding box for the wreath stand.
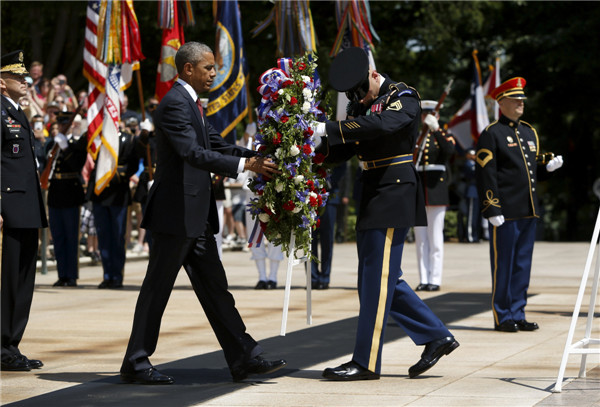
[553,207,600,392]
[280,231,312,336]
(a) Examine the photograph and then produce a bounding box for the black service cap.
[329,47,369,93]
[56,111,74,124]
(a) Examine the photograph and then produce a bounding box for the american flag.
[83,0,106,158]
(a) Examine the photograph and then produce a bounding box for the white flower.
[290,145,300,156]
[258,213,270,223]
[310,191,318,198]
[303,88,313,102]
[294,175,305,184]
[292,206,302,213]
[275,182,284,192]
[302,101,311,114]
[275,148,284,159]
[278,89,284,95]
[285,93,291,102]
[302,75,311,83]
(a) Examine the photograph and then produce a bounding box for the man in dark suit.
[314,47,458,381]
[1,50,48,371]
[120,42,285,385]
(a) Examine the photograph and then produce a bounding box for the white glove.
[140,118,153,132]
[147,179,154,191]
[488,215,505,227]
[245,122,257,137]
[55,132,69,150]
[313,122,326,138]
[546,155,563,172]
[424,114,440,132]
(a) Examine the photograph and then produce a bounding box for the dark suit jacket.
[142,82,255,238]
[0,95,47,228]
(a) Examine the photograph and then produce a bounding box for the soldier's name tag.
[527,140,537,152]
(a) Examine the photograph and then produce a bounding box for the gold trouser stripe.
[491,226,499,324]
[368,228,394,371]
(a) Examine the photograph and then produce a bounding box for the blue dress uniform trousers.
[49,206,80,280]
[93,203,128,284]
[354,227,451,374]
[489,218,536,325]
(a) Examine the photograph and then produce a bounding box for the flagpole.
[135,69,154,182]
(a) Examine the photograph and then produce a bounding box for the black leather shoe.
[65,279,77,287]
[255,280,267,289]
[425,284,440,291]
[515,320,539,331]
[266,280,277,289]
[231,355,287,381]
[322,361,380,381]
[415,283,428,291]
[495,320,519,332]
[409,336,459,378]
[120,367,174,385]
[19,355,43,369]
[1,355,31,371]
[53,279,67,287]
[109,281,123,289]
[98,280,111,289]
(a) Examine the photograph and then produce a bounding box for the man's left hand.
[244,157,280,176]
[546,155,563,172]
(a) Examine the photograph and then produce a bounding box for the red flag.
[156,0,185,101]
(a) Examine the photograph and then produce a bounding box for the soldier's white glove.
[55,132,69,150]
[424,114,440,132]
[140,118,153,132]
[312,122,327,149]
[147,179,154,190]
[245,122,257,137]
[546,155,563,172]
[488,215,505,227]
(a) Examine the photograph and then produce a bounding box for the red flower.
[281,116,289,123]
[258,145,267,152]
[290,96,298,105]
[271,93,279,101]
[306,180,315,191]
[309,196,318,207]
[282,80,293,88]
[316,218,321,228]
[296,81,306,89]
[297,62,306,71]
[313,153,325,164]
[257,190,264,195]
[273,132,282,145]
[317,167,327,177]
[318,195,323,206]
[303,144,312,155]
[283,200,295,211]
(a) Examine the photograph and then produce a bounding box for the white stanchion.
[553,207,600,392]
[280,231,311,336]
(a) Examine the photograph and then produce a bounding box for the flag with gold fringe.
[84,0,143,195]
[330,0,379,57]
[251,0,317,57]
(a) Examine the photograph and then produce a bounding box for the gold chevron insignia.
[344,121,360,129]
[476,148,493,167]
[387,100,403,111]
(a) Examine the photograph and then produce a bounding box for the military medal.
[12,144,19,154]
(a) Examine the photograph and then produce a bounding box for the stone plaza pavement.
[1,240,599,407]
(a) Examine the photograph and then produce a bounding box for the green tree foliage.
[2,1,598,240]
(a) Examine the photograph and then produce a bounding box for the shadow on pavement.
[6,292,490,407]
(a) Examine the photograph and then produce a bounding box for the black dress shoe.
[255,280,267,289]
[495,320,519,332]
[266,280,277,289]
[415,283,428,291]
[98,280,111,289]
[231,355,287,381]
[53,279,67,287]
[515,320,539,331]
[408,336,459,378]
[322,361,380,381]
[110,281,123,289]
[19,355,43,369]
[1,355,31,371]
[65,279,77,287]
[120,367,174,385]
[425,284,440,291]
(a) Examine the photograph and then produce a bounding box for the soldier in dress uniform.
[414,101,456,292]
[47,111,88,287]
[314,47,458,381]
[86,126,139,289]
[476,77,563,332]
[1,50,48,371]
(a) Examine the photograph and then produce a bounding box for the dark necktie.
[196,98,204,116]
